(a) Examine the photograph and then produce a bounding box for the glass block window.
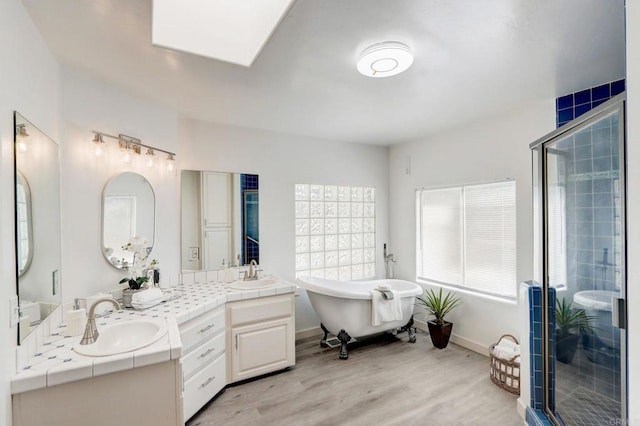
[295,184,376,281]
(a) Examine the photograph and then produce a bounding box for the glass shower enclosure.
[530,94,627,424]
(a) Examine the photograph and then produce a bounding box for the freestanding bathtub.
[297,276,423,359]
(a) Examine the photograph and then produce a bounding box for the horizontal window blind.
[417,180,517,299]
[419,188,463,286]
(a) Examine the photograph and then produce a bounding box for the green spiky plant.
[555,298,594,338]
[555,298,595,364]
[416,287,462,325]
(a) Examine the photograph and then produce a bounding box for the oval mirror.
[102,172,155,269]
[16,170,34,277]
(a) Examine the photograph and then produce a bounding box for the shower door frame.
[530,93,627,424]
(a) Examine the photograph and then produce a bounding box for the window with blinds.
[416,180,517,299]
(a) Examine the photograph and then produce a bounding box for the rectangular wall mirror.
[181,170,259,271]
[14,112,62,343]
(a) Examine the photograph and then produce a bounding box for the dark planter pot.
[556,333,579,364]
[427,320,453,349]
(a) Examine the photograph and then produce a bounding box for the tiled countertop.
[12,279,297,395]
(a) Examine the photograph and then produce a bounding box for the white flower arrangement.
[119,236,158,289]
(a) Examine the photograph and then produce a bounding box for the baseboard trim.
[414,318,489,356]
[517,397,527,421]
[296,327,323,341]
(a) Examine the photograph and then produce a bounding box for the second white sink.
[227,278,278,290]
[73,318,167,357]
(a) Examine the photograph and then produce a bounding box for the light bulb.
[92,133,105,157]
[145,148,155,169]
[16,125,29,153]
[166,153,175,173]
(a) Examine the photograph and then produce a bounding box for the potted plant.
[118,236,158,307]
[555,298,594,364]
[416,287,461,349]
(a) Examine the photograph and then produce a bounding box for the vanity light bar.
[91,130,176,157]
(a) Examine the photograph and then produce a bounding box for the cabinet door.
[202,171,231,227]
[203,228,231,270]
[230,317,295,383]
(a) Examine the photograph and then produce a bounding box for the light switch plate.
[9,295,19,327]
[52,269,60,295]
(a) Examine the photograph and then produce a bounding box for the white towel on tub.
[371,289,402,326]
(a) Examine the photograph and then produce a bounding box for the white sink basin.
[227,277,278,290]
[73,318,167,357]
[573,290,619,312]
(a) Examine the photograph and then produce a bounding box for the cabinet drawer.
[228,294,293,326]
[183,352,226,422]
[182,331,225,381]
[180,306,225,353]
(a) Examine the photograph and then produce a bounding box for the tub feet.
[320,323,330,348]
[337,329,351,360]
[400,316,417,343]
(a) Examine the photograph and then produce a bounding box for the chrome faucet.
[243,259,260,281]
[79,297,121,345]
[383,243,397,279]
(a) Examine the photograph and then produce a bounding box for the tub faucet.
[243,259,260,281]
[384,244,397,279]
[79,297,121,345]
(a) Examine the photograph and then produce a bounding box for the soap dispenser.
[65,299,86,337]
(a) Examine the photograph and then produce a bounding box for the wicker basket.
[489,334,520,395]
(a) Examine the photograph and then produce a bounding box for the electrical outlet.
[189,247,199,261]
[9,295,19,328]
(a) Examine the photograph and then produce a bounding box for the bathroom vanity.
[11,276,297,426]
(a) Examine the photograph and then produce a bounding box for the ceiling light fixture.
[357,41,413,78]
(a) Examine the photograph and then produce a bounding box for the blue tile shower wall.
[556,79,625,127]
[529,285,544,411]
[527,284,557,425]
[241,174,259,265]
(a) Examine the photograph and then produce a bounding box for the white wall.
[389,102,554,352]
[0,0,60,423]
[178,119,390,331]
[59,67,181,299]
[625,3,639,423]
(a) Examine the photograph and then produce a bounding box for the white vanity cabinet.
[180,305,226,422]
[12,361,182,426]
[226,293,295,383]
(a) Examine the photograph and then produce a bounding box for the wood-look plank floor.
[187,331,523,426]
